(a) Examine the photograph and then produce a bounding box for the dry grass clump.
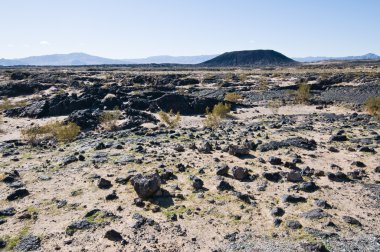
[158,109,181,128]
[258,77,269,92]
[295,83,311,104]
[268,99,283,114]
[204,102,231,128]
[365,97,380,119]
[224,92,243,102]
[0,97,27,111]
[0,116,4,134]
[21,121,80,144]
[100,109,122,131]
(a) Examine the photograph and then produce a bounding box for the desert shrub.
[238,73,248,82]
[53,122,81,142]
[268,99,283,114]
[296,83,311,103]
[100,108,122,131]
[0,97,27,111]
[0,116,4,134]
[258,78,269,92]
[223,73,234,81]
[204,112,221,128]
[224,92,243,102]
[158,109,181,128]
[21,121,80,144]
[211,102,231,118]
[204,102,231,128]
[365,97,380,119]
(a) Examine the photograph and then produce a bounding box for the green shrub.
[21,121,80,144]
[296,84,311,103]
[158,110,181,128]
[365,97,380,119]
[224,92,243,102]
[4,226,30,250]
[100,109,122,131]
[204,102,231,128]
[211,102,231,118]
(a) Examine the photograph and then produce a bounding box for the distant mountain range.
[200,50,296,67]
[0,53,217,66]
[127,55,217,64]
[0,52,379,66]
[293,53,380,62]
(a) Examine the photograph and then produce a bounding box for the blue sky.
[0,0,379,59]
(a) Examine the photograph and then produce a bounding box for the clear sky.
[0,0,379,59]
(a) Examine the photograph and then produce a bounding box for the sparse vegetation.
[204,102,231,128]
[4,226,30,250]
[224,92,243,102]
[268,99,283,114]
[365,97,380,119]
[158,109,181,128]
[100,108,122,131]
[21,121,80,144]
[237,73,248,82]
[258,77,269,92]
[295,83,311,103]
[0,116,4,134]
[0,97,27,111]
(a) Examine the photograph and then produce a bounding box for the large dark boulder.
[259,137,317,152]
[47,94,99,116]
[67,109,101,130]
[130,174,161,199]
[13,235,41,251]
[10,72,30,80]
[0,81,49,97]
[5,93,100,118]
[5,100,48,118]
[153,93,219,115]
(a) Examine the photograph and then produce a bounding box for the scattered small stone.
[330,135,347,142]
[66,220,93,236]
[216,164,229,176]
[270,207,285,217]
[105,190,118,200]
[104,229,123,241]
[263,172,282,182]
[281,194,307,203]
[13,235,41,251]
[268,156,282,165]
[7,188,29,201]
[131,173,161,199]
[0,207,16,217]
[232,166,249,181]
[301,208,331,219]
[299,181,319,193]
[273,218,282,227]
[228,145,249,156]
[97,178,112,189]
[314,199,332,209]
[342,216,362,226]
[300,242,328,252]
[216,180,234,191]
[286,220,302,229]
[351,161,366,168]
[198,142,212,153]
[189,175,204,190]
[287,171,303,183]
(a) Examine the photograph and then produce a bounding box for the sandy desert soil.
[0,62,379,251]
